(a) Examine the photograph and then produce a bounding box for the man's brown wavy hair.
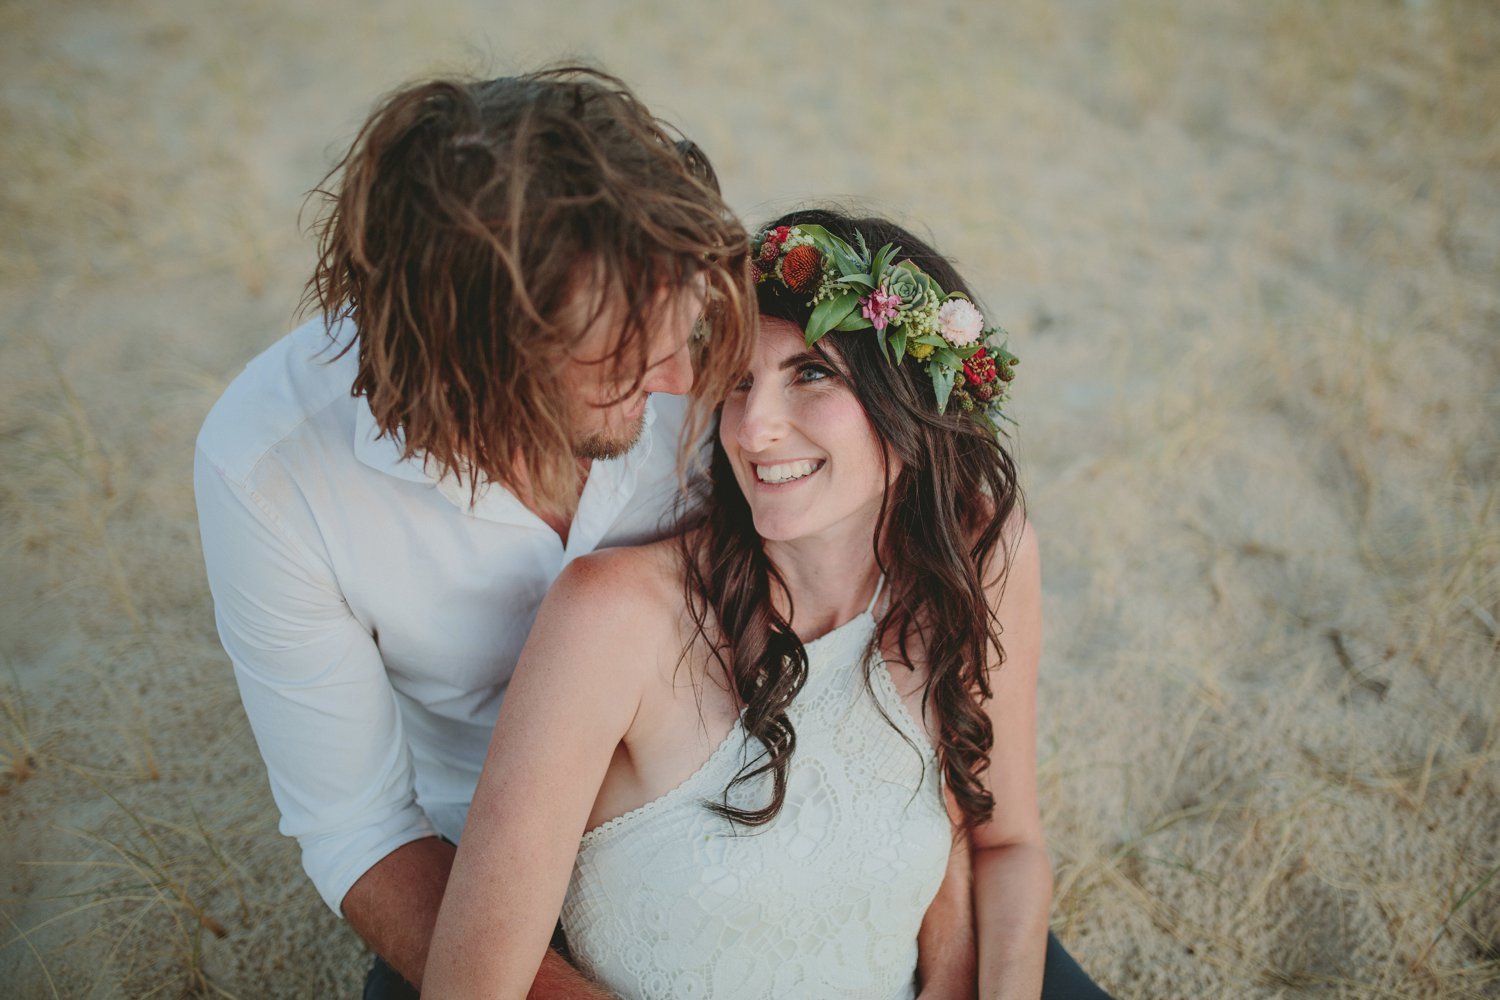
[679,208,1023,835]
[301,66,753,513]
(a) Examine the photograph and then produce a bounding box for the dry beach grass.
[1,0,1497,996]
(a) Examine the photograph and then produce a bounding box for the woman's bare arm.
[423,551,667,998]
[971,519,1052,1000]
[916,816,978,999]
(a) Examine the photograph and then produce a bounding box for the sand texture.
[2,0,1497,997]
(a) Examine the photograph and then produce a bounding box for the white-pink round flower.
[937,299,984,347]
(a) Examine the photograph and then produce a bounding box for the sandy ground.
[2,0,1497,997]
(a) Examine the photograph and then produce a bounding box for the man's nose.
[642,338,694,395]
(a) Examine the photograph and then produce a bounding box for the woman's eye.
[796,364,833,383]
[732,374,753,392]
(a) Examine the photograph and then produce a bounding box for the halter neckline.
[799,573,885,652]
[863,573,887,618]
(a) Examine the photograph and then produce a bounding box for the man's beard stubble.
[572,408,649,462]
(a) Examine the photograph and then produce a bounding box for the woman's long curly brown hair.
[680,208,1024,833]
[301,66,752,515]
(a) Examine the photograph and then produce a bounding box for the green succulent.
[884,262,932,313]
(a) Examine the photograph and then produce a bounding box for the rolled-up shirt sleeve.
[194,446,435,915]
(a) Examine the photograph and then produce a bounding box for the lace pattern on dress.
[560,603,950,1000]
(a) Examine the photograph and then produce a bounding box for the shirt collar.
[353,400,434,485]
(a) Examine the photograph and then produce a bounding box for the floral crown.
[752,224,1017,426]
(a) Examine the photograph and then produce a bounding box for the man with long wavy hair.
[194,67,753,996]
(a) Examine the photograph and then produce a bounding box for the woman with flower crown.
[425,209,1113,999]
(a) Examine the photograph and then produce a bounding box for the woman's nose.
[733,383,787,453]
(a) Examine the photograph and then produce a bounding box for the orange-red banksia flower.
[780,245,822,294]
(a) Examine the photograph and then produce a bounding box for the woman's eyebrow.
[777,351,825,372]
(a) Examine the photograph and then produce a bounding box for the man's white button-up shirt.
[194,317,690,914]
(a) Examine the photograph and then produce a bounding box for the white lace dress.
[559,596,951,1000]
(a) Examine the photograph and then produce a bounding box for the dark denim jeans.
[361,955,418,1000]
[1041,931,1116,999]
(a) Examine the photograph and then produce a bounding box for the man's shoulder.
[196,316,359,488]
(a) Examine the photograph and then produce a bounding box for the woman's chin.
[749,512,811,544]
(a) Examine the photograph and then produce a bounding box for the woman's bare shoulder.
[544,537,687,645]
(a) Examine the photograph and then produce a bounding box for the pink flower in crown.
[937,299,984,347]
[860,286,903,332]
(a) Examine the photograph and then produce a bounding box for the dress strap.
[864,573,887,617]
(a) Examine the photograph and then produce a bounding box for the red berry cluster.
[954,347,1020,408]
[757,226,792,268]
[964,348,998,386]
[751,226,792,285]
[963,348,1011,404]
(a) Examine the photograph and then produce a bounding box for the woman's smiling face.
[718,317,896,544]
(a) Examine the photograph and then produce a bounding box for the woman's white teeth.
[756,460,822,484]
